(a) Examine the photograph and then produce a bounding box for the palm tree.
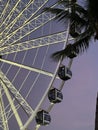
[44,0,98,61]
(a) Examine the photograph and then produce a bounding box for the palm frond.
[88,0,98,20]
[70,12,88,26]
[51,44,73,61]
[51,25,95,61]
[57,0,70,7]
[43,7,69,22]
[43,8,64,15]
[51,49,66,61]
[57,0,76,7]
[44,0,98,61]
[75,4,88,15]
[44,7,87,27]
[72,27,94,53]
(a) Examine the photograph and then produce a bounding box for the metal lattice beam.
[0,0,9,24]
[0,0,22,30]
[0,31,74,55]
[0,59,57,78]
[1,12,55,46]
[0,0,10,25]
[1,2,66,47]
[0,70,34,116]
[0,79,23,129]
[0,0,49,38]
[0,89,9,130]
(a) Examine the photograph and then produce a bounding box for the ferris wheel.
[0,0,75,130]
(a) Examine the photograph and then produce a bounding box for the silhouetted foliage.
[44,0,98,61]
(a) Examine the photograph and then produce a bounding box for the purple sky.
[0,0,98,130]
[38,0,98,129]
[40,42,98,130]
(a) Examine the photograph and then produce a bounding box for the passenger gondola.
[48,88,63,103]
[35,110,51,125]
[58,65,72,81]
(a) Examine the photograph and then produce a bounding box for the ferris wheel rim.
[0,0,72,130]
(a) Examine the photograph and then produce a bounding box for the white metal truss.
[0,31,74,55]
[1,11,55,46]
[21,17,71,130]
[0,70,34,116]
[0,0,72,130]
[0,0,21,31]
[0,0,10,25]
[0,0,49,37]
[0,0,8,23]
[34,21,72,130]
[0,2,66,47]
[0,79,23,129]
[34,58,73,130]
[0,89,9,130]
[0,58,56,78]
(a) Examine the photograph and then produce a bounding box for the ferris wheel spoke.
[0,0,10,25]
[0,31,73,55]
[6,103,25,121]
[0,90,9,130]
[4,98,28,122]
[0,59,56,78]
[0,79,24,129]
[0,0,8,22]
[6,104,19,121]
[0,0,33,34]
[0,0,49,39]
[1,2,65,46]
[0,0,22,31]
[1,12,55,46]
[0,0,71,129]
[34,22,71,130]
[0,70,34,116]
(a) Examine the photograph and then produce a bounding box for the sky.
[0,0,98,130]
[41,42,98,130]
[39,0,98,129]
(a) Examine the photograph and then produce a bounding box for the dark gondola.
[35,110,51,125]
[48,88,63,103]
[58,65,72,81]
